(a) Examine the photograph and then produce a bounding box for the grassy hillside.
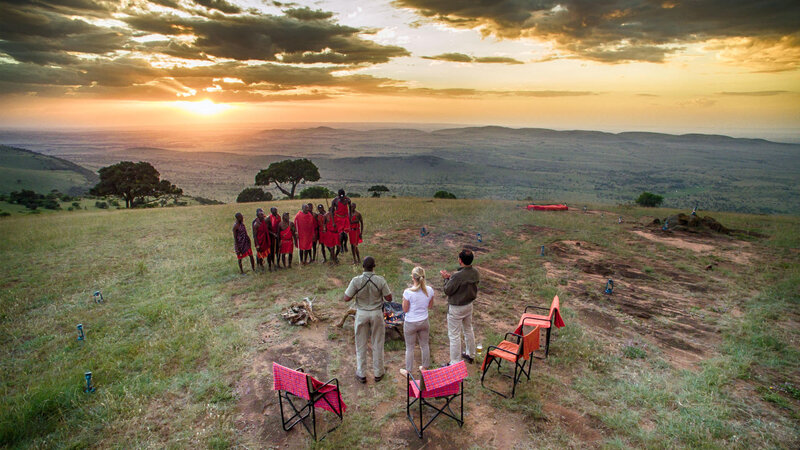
[1,199,798,448]
[0,146,98,195]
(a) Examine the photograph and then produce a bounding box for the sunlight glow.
[172,99,232,115]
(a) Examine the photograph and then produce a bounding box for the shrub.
[433,190,457,199]
[71,202,80,208]
[0,211,10,217]
[236,187,273,203]
[298,186,333,199]
[95,201,108,209]
[636,192,664,207]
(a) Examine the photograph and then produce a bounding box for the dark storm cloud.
[394,0,800,65]
[284,7,335,21]
[423,52,523,64]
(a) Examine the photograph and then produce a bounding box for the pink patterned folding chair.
[272,362,346,441]
[405,360,469,438]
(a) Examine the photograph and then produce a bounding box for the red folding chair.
[519,295,565,358]
[272,362,346,441]
[405,360,469,438]
[480,324,540,398]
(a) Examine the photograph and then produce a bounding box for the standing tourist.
[440,249,480,365]
[402,266,434,372]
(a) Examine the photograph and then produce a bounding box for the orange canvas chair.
[519,295,565,358]
[480,324,540,398]
[405,360,469,438]
[272,362,346,441]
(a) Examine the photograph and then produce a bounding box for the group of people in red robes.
[232,189,364,273]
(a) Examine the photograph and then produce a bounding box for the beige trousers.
[448,303,475,365]
[403,318,430,372]
[354,309,385,378]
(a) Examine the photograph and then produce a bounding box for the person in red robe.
[330,189,351,253]
[348,203,364,265]
[268,207,281,269]
[294,204,316,265]
[316,204,329,263]
[232,212,254,274]
[278,212,297,268]
[307,203,319,262]
[321,208,339,264]
[252,208,271,272]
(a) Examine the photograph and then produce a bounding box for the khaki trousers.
[354,309,385,378]
[403,318,430,372]
[448,303,475,365]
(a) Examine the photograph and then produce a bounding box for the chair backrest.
[421,361,468,391]
[272,362,310,400]
[522,325,541,360]
[548,295,560,321]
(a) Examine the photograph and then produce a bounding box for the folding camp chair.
[272,362,346,441]
[519,295,565,358]
[405,360,469,438]
[480,324,540,398]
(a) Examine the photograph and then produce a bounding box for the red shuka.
[333,200,350,233]
[253,217,270,256]
[279,225,294,254]
[294,211,316,251]
[348,218,362,245]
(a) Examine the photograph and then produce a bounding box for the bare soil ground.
[231,208,795,448]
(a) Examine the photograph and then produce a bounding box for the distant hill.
[0,146,98,195]
[1,126,798,213]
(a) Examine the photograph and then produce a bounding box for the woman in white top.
[402,266,435,372]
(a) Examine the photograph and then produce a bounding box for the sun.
[172,99,232,116]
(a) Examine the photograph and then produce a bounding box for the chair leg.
[545,327,551,358]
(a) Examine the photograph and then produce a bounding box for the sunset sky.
[0,0,798,140]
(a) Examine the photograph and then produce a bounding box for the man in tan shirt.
[343,256,392,383]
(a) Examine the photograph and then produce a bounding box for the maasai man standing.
[294,204,316,265]
[307,203,319,262]
[268,207,281,269]
[321,208,339,264]
[330,189,351,253]
[349,203,364,265]
[252,208,271,272]
[278,212,298,268]
[232,212,255,274]
[316,204,328,263]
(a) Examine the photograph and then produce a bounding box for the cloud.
[394,0,800,65]
[718,90,790,96]
[0,0,417,102]
[423,52,523,64]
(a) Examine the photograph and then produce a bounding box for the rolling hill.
[1,126,798,213]
[0,146,98,195]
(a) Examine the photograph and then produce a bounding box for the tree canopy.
[433,190,457,199]
[90,161,182,208]
[298,186,333,199]
[236,187,273,203]
[368,185,390,197]
[636,191,664,207]
[255,159,320,199]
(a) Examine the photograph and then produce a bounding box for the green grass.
[1,199,799,447]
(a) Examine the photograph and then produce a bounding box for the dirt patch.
[632,230,715,252]
[544,403,604,445]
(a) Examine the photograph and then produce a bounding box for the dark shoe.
[355,375,366,384]
[374,374,384,382]
[462,353,474,364]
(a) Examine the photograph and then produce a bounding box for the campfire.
[383,301,405,326]
[281,297,320,326]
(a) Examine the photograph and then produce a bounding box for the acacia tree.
[255,159,320,199]
[90,161,181,208]
[367,185,390,197]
